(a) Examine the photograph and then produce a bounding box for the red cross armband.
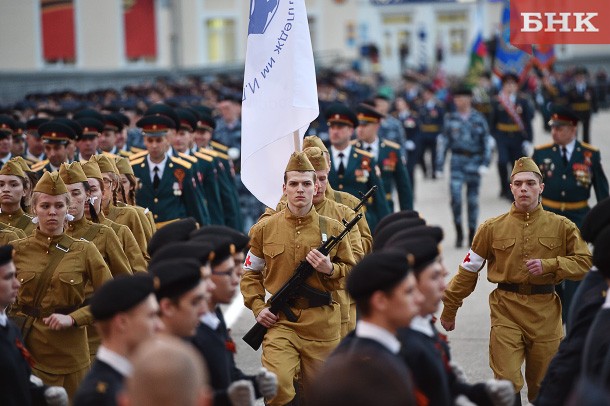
[244,250,265,272]
[460,249,486,273]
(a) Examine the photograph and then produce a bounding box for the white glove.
[255,367,278,398]
[478,166,489,176]
[521,141,534,157]
[30,374,44,387]
[228,380,256,406]
[449,361,468,384]
[405,140,417,151]
[454,395,477,406]
[44,386,69,406]
[485,379,515,406]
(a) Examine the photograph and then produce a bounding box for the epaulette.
[129,150,149,161]
[382,139,401,150]
[194,151,214,162]
[102,151,118,159]
[349,139,359,146]
[118,150,133,158]
[30,159,49,171]
[178,152,198,163]
[580,142,599,152]
[25,156,40,164]
[130,157,145,166]
[354,148,374,158]
[534,142,554,150]
[199,148,230,160]
[169,155,192,169]
[130,146,145,153]
[210,140,229,152]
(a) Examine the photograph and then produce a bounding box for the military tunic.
[325,184,372,255]
[241,206,355,406]
[105,204,149,259]
[10,230,112,398]
[437,109,492,230]
[441,204,591,401]
[0,228,21,245]
[97,212,148,273]
[116,201,155,243]
[566,82,598,143]
[0,221,27,239]
[0,208,36,235]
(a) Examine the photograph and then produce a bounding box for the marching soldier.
[114,156,156,234]
[567,67,599,144]
[74,118,104,162]
[24,118,49,164]
[325,103,390,232]
[11,121,26,160]
[353,103,413,212]
[0,160,35,235]
[417,84,445,179]
[31,121,76,174]
[0,115,16,168]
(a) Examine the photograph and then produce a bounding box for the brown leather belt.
[496,123,521,132]
[497,283,555,295]
[542,198,588,211]
[14,304,78,318]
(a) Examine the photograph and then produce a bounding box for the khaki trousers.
[33,365,89,402]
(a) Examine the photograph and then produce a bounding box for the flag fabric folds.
[494,0,531,79]
[241,0,319,209]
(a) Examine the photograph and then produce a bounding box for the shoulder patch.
[130,157,145,166]
[30,159,50,171]
[178,152,197,163]
[194,152,214,162]
[534,142,554,150]
[129,150,149,161]
[580,142,599,152]
[354,148,374,158]
[169,156,192,169]
[381,139,401,150]
[210,141,229,151]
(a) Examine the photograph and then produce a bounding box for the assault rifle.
[242,185,377,350]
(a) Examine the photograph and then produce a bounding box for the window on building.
[41,0,76,65]
[123,0,157,62]
[206,18,237,63]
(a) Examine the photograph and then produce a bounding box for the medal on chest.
[173,169,185,196]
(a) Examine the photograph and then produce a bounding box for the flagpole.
[293,130,300,152]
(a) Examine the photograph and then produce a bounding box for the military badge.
[584,150,592,166]
[173,168,185,196]
[383,151,398,171]
[572,163,591,188]
[539,158,555,179]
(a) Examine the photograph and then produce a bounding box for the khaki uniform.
[442,204,591,401]
[241,207,355,406]
[98,212,148,273]
[0,221,27,239]
[0,228,21,244]
[10,230,112,399]
[105,203,149,260]
[117,201,156,243]
[66,216,133,360]
[0,208,36,235]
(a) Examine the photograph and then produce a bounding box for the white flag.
[241,0,319,209]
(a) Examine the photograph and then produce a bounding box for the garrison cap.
[33,171,68,195]
[0,160,27,178]
[0,115,16,137]
[501,72,520,84]
[357,103,385,124]
[581,198,610,243]
[144,104,180,130]
[383,237,440,274]
[73,108,105,123]
[176,108,199,132]
[302,135,329,153]
[52,118,83,140]
[25,118,50,136]
[0,244,14,267]
[511,157,542,178]
[10,157,32,174]
[593,225,610,279]
[103,114,124,132]
[285,151,315,173]
[38,121,76,145]
[325,103,358,128]
[150,241,215,267]
[189,225,250,252]
[82,159,103,181]
[373,218,427,251]
[548,105,579,127]
[149,258,202,300]
[148,217,199,256]
[115,157,134,176]
[90,274,156,321]
[373,210,421,237]
[90,154,118,174]
[59,162,87,185]
[303,147,328,171]
[347,252,412,301]
[136,115,176,137]
[75,118,104,140]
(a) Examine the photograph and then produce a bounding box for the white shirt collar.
[0,153,12,165]
[562,138,577,160]
[96,346,133,377]
[0,310,7,327]
[409,315,435,337]
[200,311,221,330]
[355,320,401,354]
[361,138,379,160]
[330,145,352,171]
[147,153,168,181]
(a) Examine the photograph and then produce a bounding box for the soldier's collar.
[509,202,543,220]
[284,204,316,223]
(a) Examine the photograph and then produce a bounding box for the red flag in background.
[41,0,75,62]
[124,0,157,60]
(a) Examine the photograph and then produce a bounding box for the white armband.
[244,250,265,272]
[460,249,486,273]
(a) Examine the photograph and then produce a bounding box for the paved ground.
[226,109,610,404]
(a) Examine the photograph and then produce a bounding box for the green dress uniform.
[328,145,390,232]
[0,208,35,236]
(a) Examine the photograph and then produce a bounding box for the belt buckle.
[518,285,532,295]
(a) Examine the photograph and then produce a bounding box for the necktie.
[153,166,160,190]
[562,147,568,166]
[366,145,373,153]
[337,152,345,176]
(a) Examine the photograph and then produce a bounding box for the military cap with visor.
[0,115,16,137]
[25,118,50,137]
[38,121,76,145]
[357,103,385,124]
[548,105,579,127]
[144,104,180,130]
[324,103,358,128]
[75,118,104,140]
[175,108,199,132]
[136,115,176,137]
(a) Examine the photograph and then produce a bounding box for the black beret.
[52,118,83,139]
[373,218,427,251]
[357,103,385,124]
[149,258,202,300]
[189,225,250,252]
[207,236,235,266]
[144,104,180,130]
[347,252,412,301]
[38,122,77,144]
[385,225,444,245]
[148,217,199,256]
[324,103,358,128]
[175,108,199,132]
[383,237,439,274]
[103,114,124,132]
[75,118,104,139]
[73,108,105,123]
[0,244,14,267]
[136,114,177,137]
[150,241,215,267]
[374,210,421,237]
[581,198,610,243]
[90,274,156,321]
[0,115,16,136]
[548,104,579,127]
[593,225,610,279]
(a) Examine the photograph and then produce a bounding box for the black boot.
[468,228,476,247]
[455,223,464,248]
